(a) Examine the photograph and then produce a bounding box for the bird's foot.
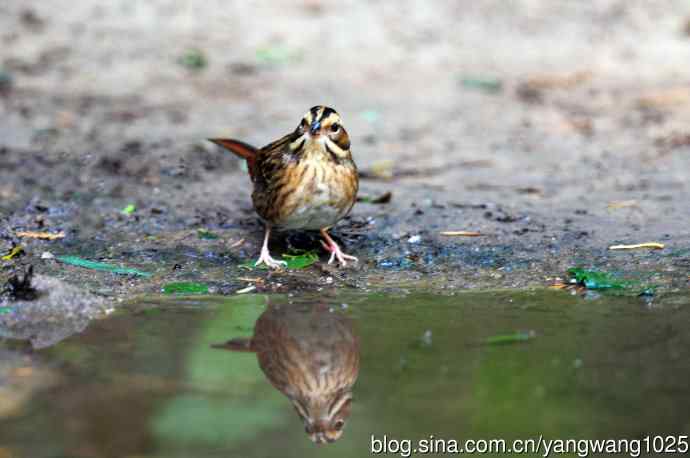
[320,240,358,267]
[255,247,287,269]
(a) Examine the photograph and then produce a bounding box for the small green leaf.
[197,229,219,240]
[460,76,503,93]
[567,267,627,290]
[121,204,136,215]
[0,306,12,315]
[282,251,319,269]
[56,255,152,277]
[566,267,658,296]
[255,46,302,64]
[178,48,208,71]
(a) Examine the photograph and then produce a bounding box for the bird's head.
[292,106,351,160]
[291,390,353,444]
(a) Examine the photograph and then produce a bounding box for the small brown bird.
[209,106,359,268]
[213,302,360,444]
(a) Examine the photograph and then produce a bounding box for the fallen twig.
[440,231,483,237]
[16,231,65,240]
[609,243,665,251]
[228,238,245,249]
[607,200,638,210]
[236,285,256,294]
[357,191,393,204]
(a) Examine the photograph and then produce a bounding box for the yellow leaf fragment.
[549,281,568,290]
[1,246,23,261]
[637,87,690,109]
[607,200,638,209]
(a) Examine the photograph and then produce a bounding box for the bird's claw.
[255,249,287,269]
[320,240,358,267]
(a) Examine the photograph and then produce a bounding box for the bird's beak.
[310,120,321,136]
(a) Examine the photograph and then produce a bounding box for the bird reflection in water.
[213,301,360,444]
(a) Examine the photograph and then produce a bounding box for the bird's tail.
[210,338,255,352]
[208,138,258,179]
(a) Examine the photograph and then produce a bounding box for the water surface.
[1,290,689,457]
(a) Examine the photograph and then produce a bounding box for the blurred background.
[3,0,690,155]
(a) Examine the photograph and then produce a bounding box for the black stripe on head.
[309,106,338,123]
[320,106,336,121]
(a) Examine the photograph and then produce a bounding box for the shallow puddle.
[1,290,690,457]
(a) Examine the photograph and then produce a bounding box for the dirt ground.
[2,0,690,304]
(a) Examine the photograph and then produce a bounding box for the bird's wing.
[255,132,298,187]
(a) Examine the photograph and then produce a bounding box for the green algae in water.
[162,282,210,295]
[484,330,536,345]
[56,255,152,277]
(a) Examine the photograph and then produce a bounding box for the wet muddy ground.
[2,2,690,304]
[0,3,689,323]
[2,3,690,292]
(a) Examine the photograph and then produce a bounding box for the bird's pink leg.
[320,228,358,266]
[255,227,286,269]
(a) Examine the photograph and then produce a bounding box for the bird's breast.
[261,158,357,230]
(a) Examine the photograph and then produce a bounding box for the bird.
[209,106,359,268]
[212,302,360,444]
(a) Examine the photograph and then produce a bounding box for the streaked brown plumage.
[213,302,360,444]
[209,106,359,268]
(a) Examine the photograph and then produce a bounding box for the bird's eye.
[299,119,308,130]
[333,419,345,430]
[330,123,340,133]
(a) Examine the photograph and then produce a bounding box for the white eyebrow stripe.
[325,138,347,158]
[328,392,352,417]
